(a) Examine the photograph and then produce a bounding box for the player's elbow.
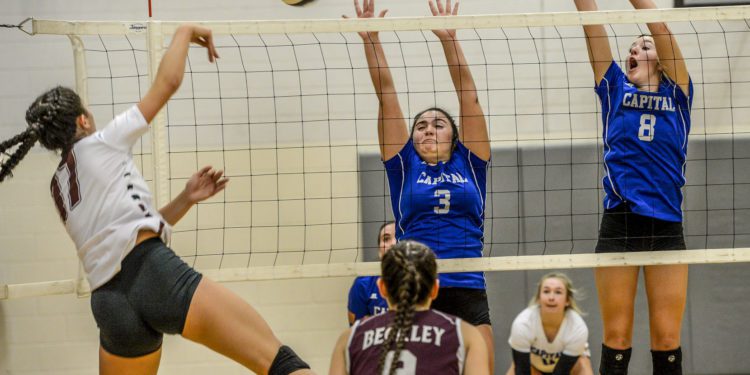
[157,74,183,96]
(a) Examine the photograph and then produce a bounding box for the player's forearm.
[574,0,598,11]
[158,190,194,226]
[574,0,613,82]
[574,0,609,44]
[153,25,194,94]
[439,38,479,105]
[363,35,397,101]
[630,0,671,36]
[629,0,658,10]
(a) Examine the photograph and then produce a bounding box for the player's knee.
[602,334,631,349]
[651,334,680,351]
[571,355,593,375]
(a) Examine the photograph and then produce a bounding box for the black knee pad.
[600,344,632,375]
[269,345,311,375]
[651,347,682,375]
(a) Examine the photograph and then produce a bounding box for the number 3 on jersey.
[638,114,656,142]
[434,189,451,214]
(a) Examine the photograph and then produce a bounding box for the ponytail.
[1,86,84,182]
[0,128,39,182]
[376,241,437,375]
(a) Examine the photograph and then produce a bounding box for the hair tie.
[28,122,42,137]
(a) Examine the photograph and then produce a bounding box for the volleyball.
[282,0,313,5]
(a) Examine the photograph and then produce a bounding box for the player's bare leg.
[99,346,160,375]
[595,266,639,349]
[571,355,594,375]
[644,264,688,350]
[181,277,315,374]
[476,323,495,374]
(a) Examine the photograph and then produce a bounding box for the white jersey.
[50,105,171,290]
[508,306,589,373]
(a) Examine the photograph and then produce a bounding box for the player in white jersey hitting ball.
[574,0,692,374]
[506,273,593,375]
[345,0,494,370]
[0,24,313,375]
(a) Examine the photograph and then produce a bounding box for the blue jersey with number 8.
[596,61,693,222]
[384,139,488,289]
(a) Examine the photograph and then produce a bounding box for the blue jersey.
[596,61,693,222]
[384,139,488,289]
[348,276,388,322]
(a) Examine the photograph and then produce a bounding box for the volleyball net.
[2,6,750,299]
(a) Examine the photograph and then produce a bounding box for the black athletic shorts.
[431,287,491,326]
[595,203,686,253]
[90,237,203,357]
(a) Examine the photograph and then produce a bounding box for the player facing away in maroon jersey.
[0,24,313,375]
[329,240,489,375]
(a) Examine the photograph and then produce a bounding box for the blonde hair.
[529,272,584,315]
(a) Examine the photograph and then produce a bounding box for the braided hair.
[376,240,437,375]
[0,86,84,182]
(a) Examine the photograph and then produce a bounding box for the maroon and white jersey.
[50,105,170,290]
[346,309,466,375]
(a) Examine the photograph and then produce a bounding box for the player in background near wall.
[347,222,397,325]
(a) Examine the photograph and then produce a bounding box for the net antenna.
[2,6,750,299]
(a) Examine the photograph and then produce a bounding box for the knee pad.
[269,345,311,375]
[651,347,682,375]
[600,344,632,375]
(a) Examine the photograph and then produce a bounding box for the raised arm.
[345,0,408,161]
[159,166,228,226]
[574,0,614,85]
[429,0,489,161]
[138,24,219,123]
[630,0,690,95]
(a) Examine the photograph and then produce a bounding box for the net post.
[67,35,88,108]
[147,20,170,208]
[67,34,91,297]
[75,262,92,298]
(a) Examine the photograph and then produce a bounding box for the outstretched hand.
[189,25,220,63]
[343,0,388,40]
[185,166,228,203]
[428,0,458,40]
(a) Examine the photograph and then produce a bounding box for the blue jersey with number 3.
[384,139,488,289]
[596,61,693,222]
